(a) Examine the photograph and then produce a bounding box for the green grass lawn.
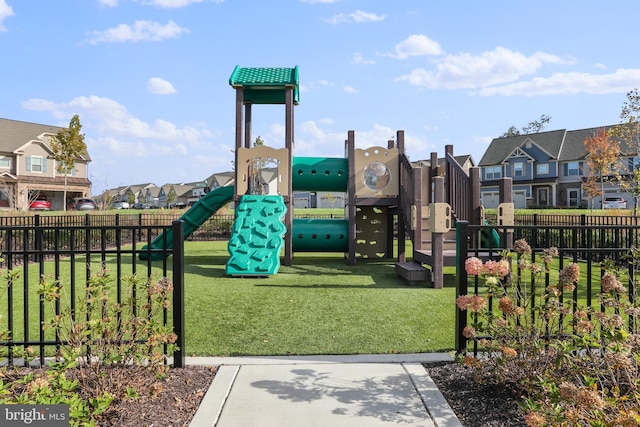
[0,241,458,357]
[181,242,457,356]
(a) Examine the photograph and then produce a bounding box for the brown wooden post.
[234,88,244,203]
[244,104,252,148]
[499,177,513,249]
[385,137,395,257]
[413,165,423,251]
[469,167,482,247]
[432,175,445,289]
[397,131,406,263]
[347,131,357,265]
[283,87,294,266]
[444,145,453,205]
[429,152,438,204]
[470,167,481,225]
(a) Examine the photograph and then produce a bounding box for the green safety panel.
[292,157,348,192]
[229,66,299,105]
[226,195,287,276]
[292,218,348,252]
[139,185,234,260]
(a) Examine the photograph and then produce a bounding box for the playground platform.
[187,353,462,427]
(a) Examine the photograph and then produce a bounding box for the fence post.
[172,220,185,368]
[455,220,469,355]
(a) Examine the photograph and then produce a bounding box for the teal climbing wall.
[226,195,287,276]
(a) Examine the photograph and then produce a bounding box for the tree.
[500,114,552,137]
[50,115,87,211]
[582,176,600,211]
[522,114,552,134]
[0,180,16,210]
[609,88,640,214]
[583,128,619,210]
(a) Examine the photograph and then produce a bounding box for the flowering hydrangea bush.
[457,239,640,426]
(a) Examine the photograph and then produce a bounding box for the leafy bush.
[0,266,178,426]
[458,239,640,426]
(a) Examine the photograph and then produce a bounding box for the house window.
[537,163,549,175]
[485,166,501,180]
[0,156,10,168]
[568,189,580,207]
[566,162,581,176]
[513,162,523,177]
[30,156,43,172]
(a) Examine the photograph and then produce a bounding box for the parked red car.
[29,195,51,211]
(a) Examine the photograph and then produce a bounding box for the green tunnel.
[292,157,348,192]
[292,218,348,252]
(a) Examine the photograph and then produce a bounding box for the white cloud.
[21,95,228,192]
[352,52,375,65]
[98,0,119,6]
[0,0,15,32]
[385,34,442,59]
[480,68,640,96]
[323,10,385,25]
[147,77,177,94]
[84,20,188,44]
[343,86,357,93]
[397,46,570,89]
[22,95,217,147]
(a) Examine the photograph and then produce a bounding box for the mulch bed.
[424,361,527,427]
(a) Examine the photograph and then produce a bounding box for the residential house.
[100,183,157,208]
[205,171,235,191]
[164,183,197,208]
[144,186,166,208]
[0,118,92,210]
[479,126,630,209]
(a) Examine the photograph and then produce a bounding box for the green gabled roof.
[229,66,299,105]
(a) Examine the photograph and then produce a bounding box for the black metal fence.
[0,213,348,242]
[0,220,186,368]
[485,212,640,227]
[455,221,640,355]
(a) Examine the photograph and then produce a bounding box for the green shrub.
[0,266,177,426]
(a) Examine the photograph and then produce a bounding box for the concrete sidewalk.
[187,353,463,427]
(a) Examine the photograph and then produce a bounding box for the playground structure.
[145,66,513,287]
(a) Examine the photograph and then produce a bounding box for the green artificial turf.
[181,242,456,356]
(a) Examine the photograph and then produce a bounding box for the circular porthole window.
[363,161,391,191]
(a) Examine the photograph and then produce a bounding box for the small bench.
[395,262,431,286]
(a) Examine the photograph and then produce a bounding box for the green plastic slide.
[139,185,234,260]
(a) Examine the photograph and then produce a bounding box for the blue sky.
[1,0,640,195]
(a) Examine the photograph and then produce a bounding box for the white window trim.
[537,163,549,174]
[31,156,43,173]
[513,162,524,177]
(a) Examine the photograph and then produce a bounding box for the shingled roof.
[480,124,639,166]
[229,66,299,105]
[479,129,567,166]
[0,118,92,161]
